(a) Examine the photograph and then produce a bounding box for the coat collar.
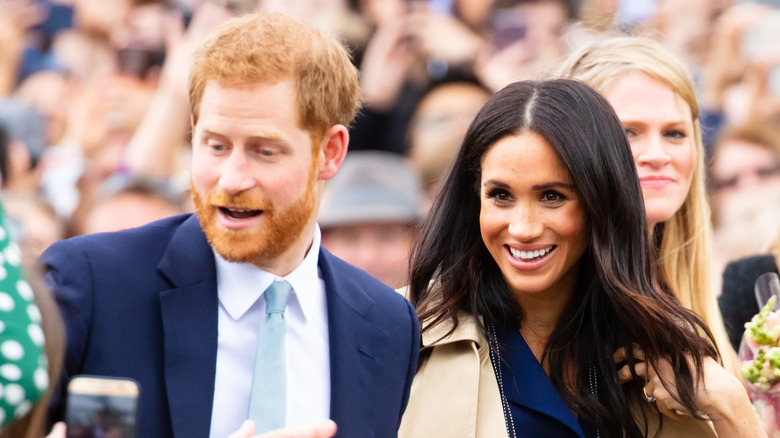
[422,310,483,348]
[154,217,395,438]
[157,214,219,438]
[421,313,585,437]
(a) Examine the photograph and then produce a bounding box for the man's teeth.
[509,246,554,260]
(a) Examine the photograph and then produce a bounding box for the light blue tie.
[248,280,292,433]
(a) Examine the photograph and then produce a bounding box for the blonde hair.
[188,12,361,143]
[555,35,738,375]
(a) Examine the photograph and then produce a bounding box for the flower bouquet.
[739,272,780,437]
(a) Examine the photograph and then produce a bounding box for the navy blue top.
[493,319,596,438]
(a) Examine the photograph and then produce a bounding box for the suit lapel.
[319,249,386,438]
[494,320,586,438]
[158,215,219,438]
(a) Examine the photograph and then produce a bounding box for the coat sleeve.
[39,238,95,422]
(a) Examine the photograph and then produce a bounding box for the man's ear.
[317,124,349,181]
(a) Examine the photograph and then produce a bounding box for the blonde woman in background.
[556,35,739,375]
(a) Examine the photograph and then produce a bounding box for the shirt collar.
[215,225,323,321]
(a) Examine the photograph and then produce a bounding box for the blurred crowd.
[1,0,779,294]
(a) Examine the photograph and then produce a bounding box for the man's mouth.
[219,207,263,220]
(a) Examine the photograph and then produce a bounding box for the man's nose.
[217,151,256,194]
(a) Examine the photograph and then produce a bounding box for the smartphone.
[116,46,166,79]
[491,8,527,52]
[65,375,140,438]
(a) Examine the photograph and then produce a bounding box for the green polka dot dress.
[0,205,47,431]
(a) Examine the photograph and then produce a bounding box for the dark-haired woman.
[398,80,762,437]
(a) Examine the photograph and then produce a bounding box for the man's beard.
[192,176,318,265]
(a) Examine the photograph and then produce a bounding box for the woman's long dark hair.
[408,79,718,437]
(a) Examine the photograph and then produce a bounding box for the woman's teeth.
[509,245,554,261]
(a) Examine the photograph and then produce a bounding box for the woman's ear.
[317,124,349,181]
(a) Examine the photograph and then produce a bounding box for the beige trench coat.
[399,312,718,438]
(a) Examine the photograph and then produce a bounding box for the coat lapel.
[319,249,387,438]
[157,215,219,438]
[494,320,585,438]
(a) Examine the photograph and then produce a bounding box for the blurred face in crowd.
[605,72,695,229]
[191,80,321,275]
[409,82,489,198]
[75,0,133,38]
[84,192,182,235]
[479,133,586,304]
[322,222,415,289]
[711,139,780,220]
[16,72,73,146]
[455,0,493,30]
[2,196,64,269]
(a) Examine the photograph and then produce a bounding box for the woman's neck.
[516,292,570,363]
[511,262,581,363]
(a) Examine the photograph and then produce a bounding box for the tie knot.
[264,280,291,315]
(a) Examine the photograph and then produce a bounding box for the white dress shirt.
[209,226,330,438]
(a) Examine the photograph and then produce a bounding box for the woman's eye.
[542,191,565,203]
[665,129,687,140]
[623,128,636,138]
[487,188,511,202]
[211,144,224,152]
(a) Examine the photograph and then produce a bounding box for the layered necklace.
[486,322,601,438]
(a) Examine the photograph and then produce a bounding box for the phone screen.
[491,8,527,52]
[116,47,166,79]
[65,376,140,438]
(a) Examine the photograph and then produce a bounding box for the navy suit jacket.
[41,214,420,438]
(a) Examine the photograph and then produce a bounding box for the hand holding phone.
[65,376,140,438]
